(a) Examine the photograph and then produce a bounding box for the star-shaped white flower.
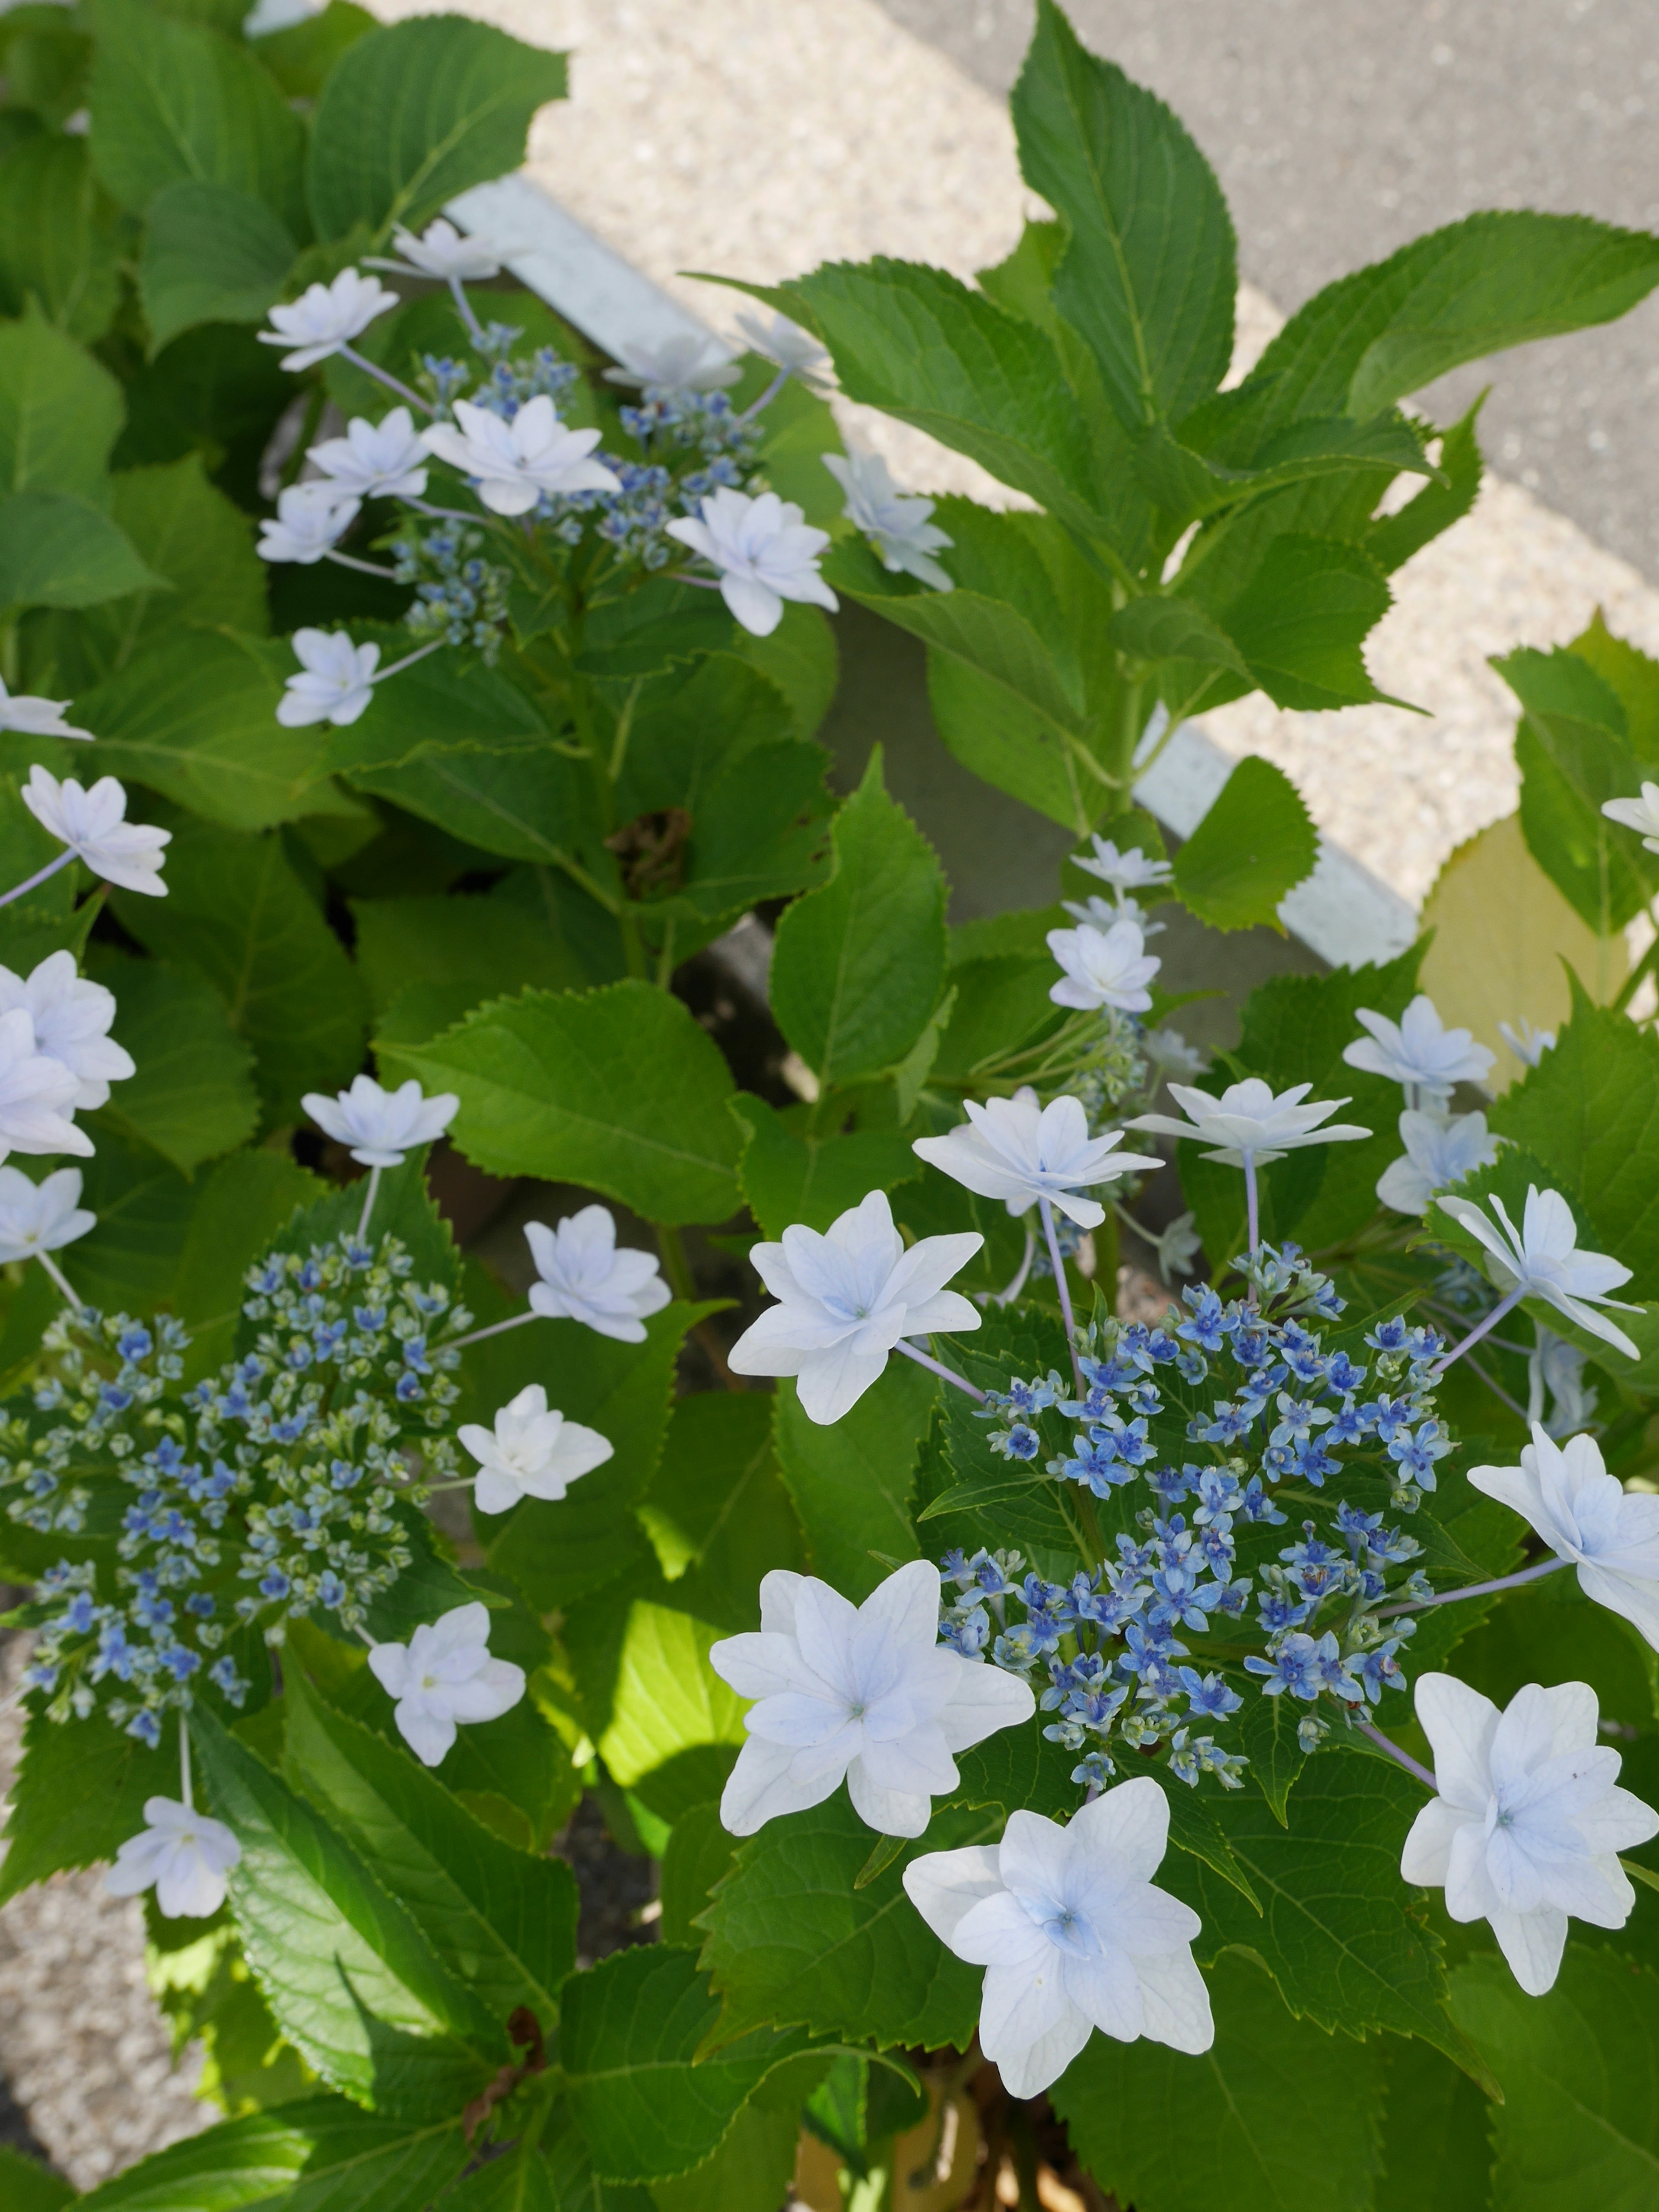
[301,1074,458,1168]
[733,308,835,391]
[369,218,502,283]
[912,1087,1160,1229]
[459,1383,613,1516]
[1131,1078,1370,1168]
[524,1205,671,1343]
[0,1165,94,1264]
[664,487,837,638]
[421,395,620,517]
[1072,837,1174,896]
[1529,1326,1598,1437]
[368,1602,526,1767]
[1343,993,1495,1102]
[0,676,92,741]
[1046,918,1161,1014]
[1142,1027,1208,1080]
[601,331,741,391]
[258,268,398,372]
[905,1778,1213,2096]
[1603,782,1659,854]
[257,482,360,566]
[21,766,170,896]
[727,1188,982,1425]
[1401,1672,1658,1994]
[1438,1184,1640,1360]
[1469,1426,1659,1648]
[276,629,381,729]
[0,950,132,1111]
[1376,1108,1501,1217]
[710,1560,1035,1837]
[0,1008,86,1162]
[306,407,430,501]
[822,450,953,590]
[105,1795,241,1919]
[1059,890,1165,938]
[1498,1018,1556,1069]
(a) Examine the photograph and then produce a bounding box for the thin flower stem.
[1038,1195,1084,1388]
[447,274,484,344]
[447,1309,536,1352]
[1356,1717,1437,1792]
[178,1712,193,1812]
[737,366,789,423]
[327,550,401,578]
[35,1249,79,1307]
[1433,1284,1525,1375]
[356,1165,382,1244]
[894,1339,985,1402]
[0,848,73,910]
[404,499,486,524]
[990,1230,1037,1307]
[667,569,722,591]
[337,344,433,415]
[1376,1554,1569,1618]
[1241,1148,1261,1256]
[374,638,448,683]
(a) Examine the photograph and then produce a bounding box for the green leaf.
[0,489,165,612]
[660,1802,737,1951]
[769,748,947,1087]
[344,745,608,884]
[191,1707,503,2118]
[1449,1945,1659,2210]
[140,179,297,353]
[87,947,260,1172]
[283,1670,578,2032]
[306,15,567,242]
[88,0,308,233]
[772,1353,936,1600]
[729,1092,922,1240]
[1010,0,1235,430]
[729,601,839,742]
[1053,1952,1385,2212]
[0,1703,168,1905]
[1236,1688,1312,1825]
[68,1133,200,1314]
[1108,593,1251,680]
[1375,2032,1497,2212]
[113,820,369,1125]
[251,1,378,100]
[1170,755,1317,931]
[1135,410,1436,527]
[320,643,550,777]
[0,2148,69,2212]
[1220,534,1400,712]
[589,1599,748,1823]
[698,1790,992,2053]
[170,1147,323,1370]
[0,300,124,498]
[560,1945,806,2184]
[82,631,353,830]
[650,2098,803,2212]
[1365,396,1486,575]
[352,891,590,1023]
[635,1389,806,1633]
[73,2098,468,2211]
[1165,1748,1491,2089]
[1497,643,1658,935]
[0,134,124,343]
[385,982,743,1227]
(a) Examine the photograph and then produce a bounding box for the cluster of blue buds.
[393,521,512,658]
[9,1230,470,1745]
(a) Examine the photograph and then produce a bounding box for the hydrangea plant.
[3,3,1659,2209]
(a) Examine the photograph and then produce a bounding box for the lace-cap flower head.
[0,676,92,741]
[0,949,133,1111]
[1438,1184,1640,1359]
[905,1777,1213,2096]
[1131,1078,1370,1167]
[22,766,170,896]
[258,268,398,372]
[822,450,953,590]
[277,629,381,729]
[1343,993,1495,1102]
[912,1087,1160,1228]
[301,1074,458,1168]
[421,395,620,518]
[710,1560,1034,1837]
[105,1795,241,1919]
[1402,1672,1658,1994]
[1046,917,1160,1014]
[664,486,837,638]
[368,1602,526,1767]
[0,1165,94,1264]
[1376,1108,1500,1217]
[459,1382,613,1515]
[524,1205,671,1342]
[1469,1426,1659,1647]
[727,1188,981,1425]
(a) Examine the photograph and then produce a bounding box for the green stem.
[655,1224,695,1303]
[1112,671,1147,791]
[617,906,647,979]
[1615,930,1659,1014]
[607,677,643,782]
[653,918,678,988]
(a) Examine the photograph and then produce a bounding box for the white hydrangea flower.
[105,1796,241,1919]
[301,1074,458,1168]
[258,268,398,372]
[1060,890,1165,938]
[710,1560,1035,1837]
[601,332,741,391]
[276,629,381,729]
[1603,782,1659,854]
[1528,1326,1598,1438]
[459,1383,613,1515]
[727,1188,981,1425]
[1142,1027,1208,1080]
[368,1602,526,1767]
[1342,992,1495,1103]
[306,407,430,501]
[1402,1672,1658,1995]
[1438,1184,1640,1360]
[524,1205,671,1343]
[0,1009,86,1162]
[1131,1078,1370,1168]
[0,949,132,1111]
[369,218,502,283]
[733,308,835,391]
[665,487,838,638]
[1046,917,1161,1014]
[257,482,360,566]
[1072,837,1174,896]
[0,1165,94,1265]
[1498,1018,1556,1069]
[421,395,620,516]
[822,450,953,590]
[912,1087,1160,1228]
[1376,1108,1501,1217]
[0,676,92,741]
[21,766,170,896]
[1468,1426,1659,1648]
[905,1779,1213,2096]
